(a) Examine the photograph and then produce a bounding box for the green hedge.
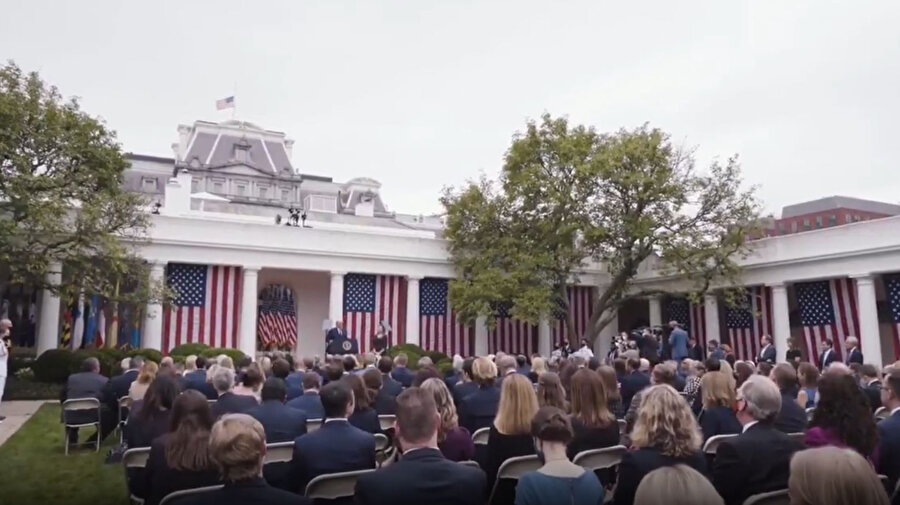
[32,349,75,383]
[169,343,211,357]
[199,347,245,363]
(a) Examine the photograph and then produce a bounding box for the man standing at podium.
[326,321,346,349]
[325,320,358,356]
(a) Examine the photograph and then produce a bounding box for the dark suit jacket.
[700,406,742,441]
[211,392,258,419]
[286,392,325,420]
[382,373,403,397]
[459,385,500,433]
[325,327,347,345]
[289,419,376,493]
[104,369,138,408]
[63,371,109,402]
[355,448,486,505]
[173,477,310,505]
[125,401,172,448]
[613,447,707,505]
[758,345,776,364]
[865,380,883,413]
[349,407,381,434]
[183,370,217,400]
[774,391,808,434]
[452,381,478,407]
[620,371,650,414]
[247,400,307,443]
[877,411,900,490]
[391,367,415,388]
[688,344,704,361]
[372,387,397,416]
[145,434,220,505]
[712,423,805,505]
[819,349,838,369]
[847,347,864,365]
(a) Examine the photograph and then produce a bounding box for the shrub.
[8,355,34,375]
[199,347,245,363]
[426,350,450,364]
[169,343,211,357]
[127,348,162,364]
[69,348,125,378]
[386,344,424,369]
[33,349,75,383]
[436,358,454,375]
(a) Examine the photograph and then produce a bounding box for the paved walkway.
[0,400,48,447]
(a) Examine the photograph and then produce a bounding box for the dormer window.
[234,139,251,163]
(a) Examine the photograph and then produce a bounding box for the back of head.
[570,369,613,427]
[413,365,442,387]
[860,363,879,380]
[651,362,677,386]
[131,355,145,370]
[771,363,797,392]
[324,364,344,383]
[596,366,621,402]
[396,387,438,446]
[790,447,889,505]
[498,355,517,375]
[362,368,382,391]
[137,361,159,384]
[342,373,371,411]
[738,375,782,423]
[236,356,253,369]
[634,464,725,505]
[453,354,465,371]
[420,378,457,440]
[530,406,573,444]
[271,358,290,379]
[212,367,236,394]
[798,362,820,387]
[516,354,526,367]
[362,352,376,368]
[82,357,100,373]
[632,385,702,458]
[320,381,352,418]
[140,375,180,420]
[260,377,287,402]
[417,356,433,368]
[394,352,408,367]
[537,372,567,411]
[219,355,235,369]
[627,358,641,371]
[701,371,735,409]
[378,355,393,374]
[734,361,754,387]
[495,374,539,435]
[210,414,266,483]
[472,357,498,386]
[462,356,475,379]
[195,355,207,370]
[343,355,358,372]
[167,390,214,471]
[757,362,774,378]
[302,371,321,391]
[810,373,877,457]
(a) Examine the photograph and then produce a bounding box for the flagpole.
[232,81,237,120]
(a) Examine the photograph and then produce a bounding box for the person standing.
[668,321,688,362]
[785,338,803,367]
[0,318,10,422]
[819,339,838,369]
[757,335,776,364]
[845,336,863,365]
[687,338,704,362]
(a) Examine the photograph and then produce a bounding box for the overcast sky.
[2,1,899,216]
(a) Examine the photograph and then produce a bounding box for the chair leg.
[64,428,69,456]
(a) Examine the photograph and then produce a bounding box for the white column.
[648,296,662,328]
[142,262,166,351]
[538,316,551,358]
[36,262,62,356]
[239,267,260,360]
[854,275,883,366]
[328,272,345,324]
[770,283,791,363]
[475,316,488,356]
[595,309,618,358]
[704,294,720,347]
[405,276,421,346]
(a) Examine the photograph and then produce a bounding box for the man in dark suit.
[668,321,689,361]
[184,355,217,399]
[819,339,838,370]
[687,338,704,361]
[620,358,650,415]
[247,378,307,442]
[877,369,900,494]
[391,352,415,388]
[861,364,883,413]
[377,356,403,397]
[845,336,863,365]
[325,320,347,349]
[757,335,777,364]
[770,363,808,434]
[713,375,805,505]
[210,367,258,419]
[104,355,142,407]
[452,358,478,407]
[355,387,486,505]
[289,381,376,493]
[286,372,325,419]
[61,357,116,444]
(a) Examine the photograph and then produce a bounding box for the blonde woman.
[458,357,500,433]
[634,464,724,505]
[420,378,475,462]
[699,371,741,441]
[129,360,159,401]
[613,385,706,505]
[529,356,548,382]
[485,373,539,504]
[789,446,889,505]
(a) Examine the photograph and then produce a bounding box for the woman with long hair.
[125,374,180,448]
[144,390,220,505]
[233,363,264,401]
[596,365,623,418]
[529,357,548,383]
[536,372,568,411]
[805,373,878,459]
[790,446,889,505]
[733,361,754,389]
[420,377,475,462]
[459,357,501,433]
[341,373,380,434]
[567,369,619,460]
[129,360,159,401]
[797,362,820,409]
[635,465,724,505]
[485,373,539,504]
[613,385,706,505]
[698,371,741,441]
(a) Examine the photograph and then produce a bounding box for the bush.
[69,348,126,378]
[8,355,35,375]
[436,358,454,375]
[127,348,162,364]
[169,343,210,357]
[199,347,245,363]
[33,349,75,383]
[386,343,425,369]
[426,350,450,364]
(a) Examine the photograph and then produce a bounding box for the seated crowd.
[58,343,900,505]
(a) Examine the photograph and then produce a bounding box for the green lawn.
[0,404,127,505]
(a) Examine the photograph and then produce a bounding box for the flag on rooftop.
[216,96,235,110]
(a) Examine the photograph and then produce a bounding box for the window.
[802,219,810,231]
[282,189,291,201]
[191,179,201,192]
[259,186,268,199]
[815,216,823,228]
[141,177,158,192]
[304,194,337,213]
[828,214,837,226]
[212,181,224,193]
[235,185,246,196]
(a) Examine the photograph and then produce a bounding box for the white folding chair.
[378,414,396,431]
[805,407,815,422]
[875,406,889,421]
[458,460,481,469]
[159,485,224,505]
[264,441,295,465]
[572,445,627,470]
[785,432,805,445]
[118,396,132,443]
[374,433,390,452]
[702,434,739,455]
[306,418,323,432]
[487,455,542,505]
[742,488,790,505]
[122,447,151,505]
[305,468,376,500]
[472,426,490,445]
[617,418,627,434]
[62,398,102,455]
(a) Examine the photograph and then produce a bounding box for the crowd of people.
[54,320,900,505]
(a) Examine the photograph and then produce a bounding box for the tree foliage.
[0,61,158,305]
[441,114,760,345]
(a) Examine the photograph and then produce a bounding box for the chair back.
[307,418,323,432]
[617,418,626,434]
[459,460,480,469]
[264,441,294,464]
[488,455,542,504]
[742,488,790,505]
[305,469,375,500]
[805,407,815,421]
[118,396,132,421]
[785,432,805,444]
[472,426,490,445]
[62,398,101,425]
[572,445,627,470]
[703,434,739,455]
[122,447,151,469]
[374,433,390,452]
[875,406,889,421]
[159,485,224,505]
[378,414,396,431]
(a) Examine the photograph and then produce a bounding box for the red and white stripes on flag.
[419,278,474,357]
[665,297,707,350]
[725,286,773,362]
[488,304,537,356]
[257,284,297,349]
[795,278,859,364]
[552,286,594,346]
[343,273,406,353]
[163,264,242,353]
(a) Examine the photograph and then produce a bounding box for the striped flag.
[163,263,243,353]
[724,286,773,361]
[488,303,537,356]
[884,274,900,361]
[343,274,406,352]
[257,284,297,349]
[216,96,235,110]
[419,278,473,357]
[795,278,859,365]
[551,286,594,346]
[665,297,707,349]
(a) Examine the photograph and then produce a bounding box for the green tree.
[442,114,760,346]
[0,61,158,306]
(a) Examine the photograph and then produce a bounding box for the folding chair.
[264,441,295,465]
[487,455,542,505]
[159,485,224,505]
[617,418,626,434]
[378,414,396,431]
[459,460,481,469]
[702,434,739,455]
[307,418,323,432]
[62,398,102,455]
[122,447,151,505]
[472,426,490,445]
[875,406,889,421]
[374,433,390,453]
[785,432,805,445]
[572,445,627,471]
[118,396,133,443]
[305,468,376,500]
[741,488,789,505]
[805,407,815,422]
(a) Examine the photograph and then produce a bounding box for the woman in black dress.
[567,369,620,464]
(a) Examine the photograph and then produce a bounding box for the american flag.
[665,297,706,349]
[884,274,900,361]
[488,302,537,356]
[257,284,297,349]
[215,96,235,110]
[343,273,406,352]
[163,264,242,353]
[795,278,859,365]
[552,286,594,346]
[420,278,473,356]
[725,286,773,361]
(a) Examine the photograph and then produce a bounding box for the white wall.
[257,268,330,359]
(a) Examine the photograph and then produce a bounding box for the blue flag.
[83,295,100,346]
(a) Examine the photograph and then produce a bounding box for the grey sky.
[2,1,899,216]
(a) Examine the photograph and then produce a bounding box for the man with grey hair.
[845,335,863,365]
[712,375,804,505]
[210,366,258,419]
[104,355,143,414]
[62,357,115,445]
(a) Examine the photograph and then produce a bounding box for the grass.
[4,377,63,400]
[0,404,127,505]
